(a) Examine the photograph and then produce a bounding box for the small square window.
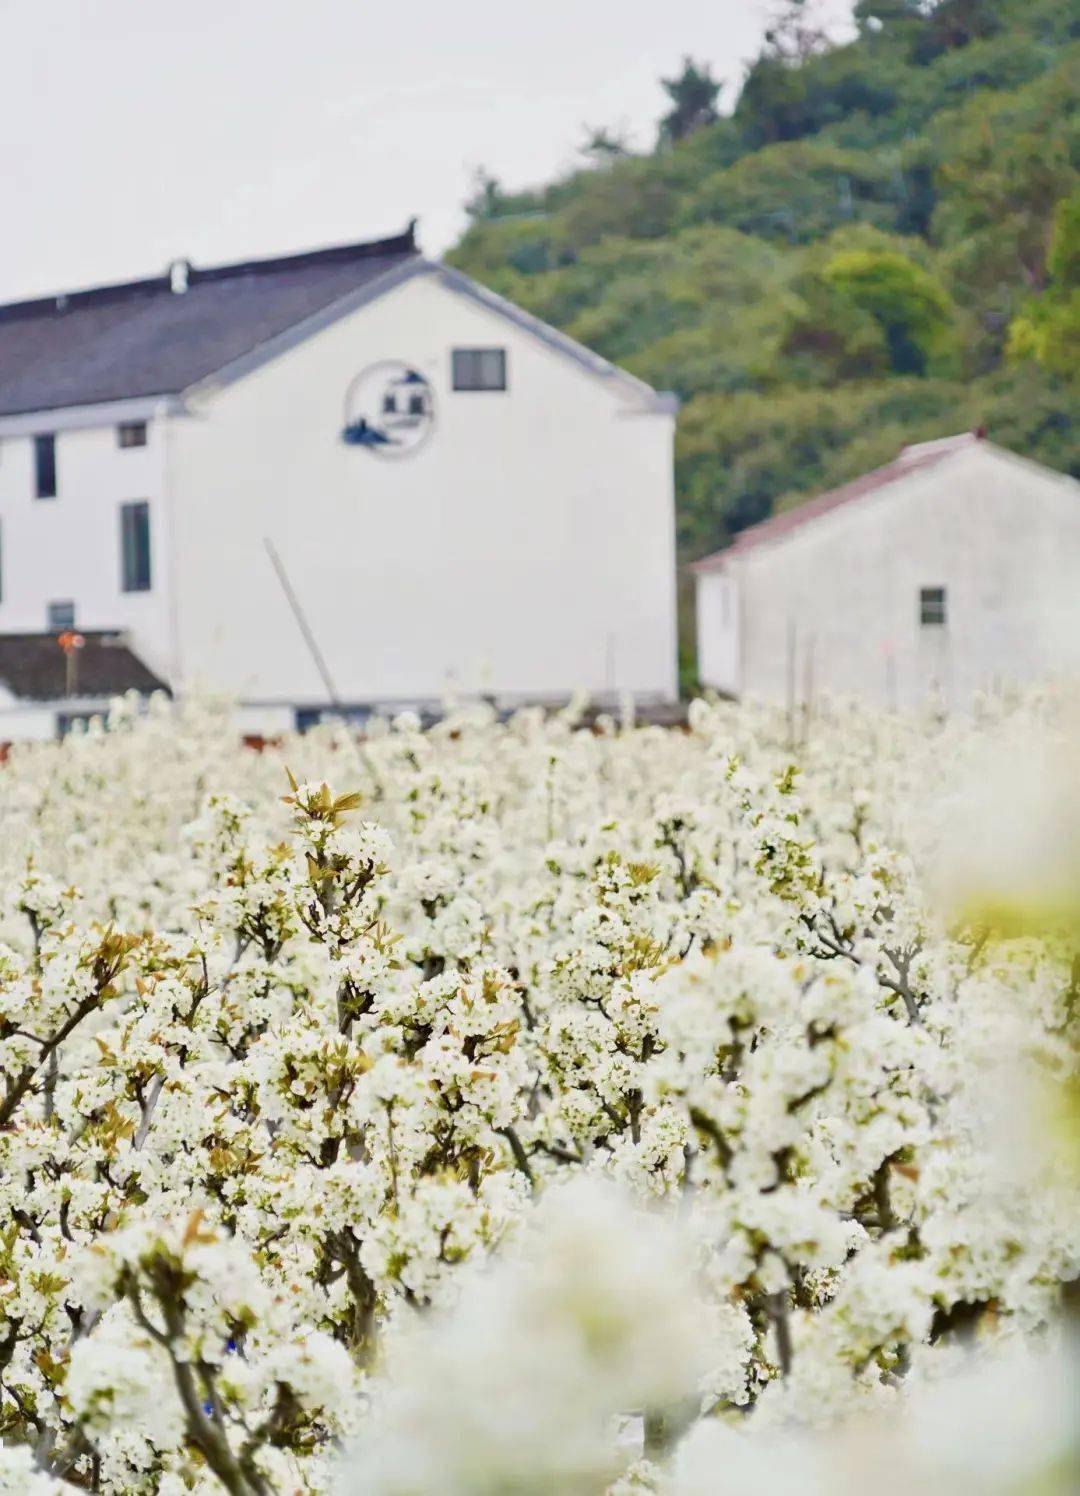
[919,586,947,626]
[452,347,507,392]
[117,421,147,449]
[34,433,56,498]
[48,600,75,631]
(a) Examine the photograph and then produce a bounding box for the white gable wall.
[701,444,1080,709]
[167,270,677,708]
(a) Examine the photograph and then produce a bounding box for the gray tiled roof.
[0,632,168,701]
[0,228,418,417]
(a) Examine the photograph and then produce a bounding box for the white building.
[0,226,678,736]
[694,433,1080,710]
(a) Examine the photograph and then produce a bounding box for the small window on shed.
[117,421,147,449]
[919,586,947,626]
[34,434,56,498]
[451,347,507,392]
[48,600,75,631]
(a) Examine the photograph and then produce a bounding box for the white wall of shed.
[695,569,741,694]
[726,445,1080,709]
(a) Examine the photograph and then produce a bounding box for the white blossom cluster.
[0,689,1075,1494]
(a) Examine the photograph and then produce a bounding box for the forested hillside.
[449,0,1079,654]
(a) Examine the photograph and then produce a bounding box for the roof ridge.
[898,429,984,462]
[193,225,418,285]
[0,225,418,324]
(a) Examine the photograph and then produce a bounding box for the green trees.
[735,2,890,149]
[821,248,956,373]
[931,63,1079,300]
[917,0,1005,58]
[1007,189,1080,379]
[854,0,1012,61]
[658,58,721,145]
[579,126,632,167]
[1049,188,1080,287]
[683,140,901,242]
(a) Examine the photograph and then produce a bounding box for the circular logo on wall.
[341,361,435,458]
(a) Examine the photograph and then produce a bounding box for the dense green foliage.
[449,0,1079,610]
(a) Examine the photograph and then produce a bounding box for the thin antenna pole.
[802,632,815,747]
[262,537,343,713]
[785,617,797,749]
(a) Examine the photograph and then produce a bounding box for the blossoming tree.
[0,692,1075,1493]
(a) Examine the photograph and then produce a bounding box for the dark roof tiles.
[0,229,418,417]
[0,632,168,701]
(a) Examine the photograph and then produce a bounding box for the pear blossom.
[0,687,1073,1492]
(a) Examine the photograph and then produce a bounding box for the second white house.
[0,225,678,734]
[694,432,1080,710]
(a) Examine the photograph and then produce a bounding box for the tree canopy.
[658,57,722,145]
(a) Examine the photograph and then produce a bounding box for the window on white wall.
[451,348,507,391]
[117,421,147,449]
[48,601,75,630]
[120,501,152,592]
[919,586,947,626]
[34,434,56,498]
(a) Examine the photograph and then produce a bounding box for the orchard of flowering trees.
[0,691,1076,1493]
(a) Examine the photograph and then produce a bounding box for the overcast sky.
[0,0,853,302]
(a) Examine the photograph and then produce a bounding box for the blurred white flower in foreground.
[337,1179,715,1496]
[671,1334,1079,1496]
[927,698,1080,932]
[0,1444,67,1494]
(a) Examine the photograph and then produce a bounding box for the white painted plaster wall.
[695,569,740,695]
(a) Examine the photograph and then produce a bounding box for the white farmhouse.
[0,225,678,736]
[693,433,1080,710]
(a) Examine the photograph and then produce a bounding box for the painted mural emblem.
[341,361,434,457]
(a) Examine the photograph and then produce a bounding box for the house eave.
[690,551,733,576]
[0,393,187,436]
